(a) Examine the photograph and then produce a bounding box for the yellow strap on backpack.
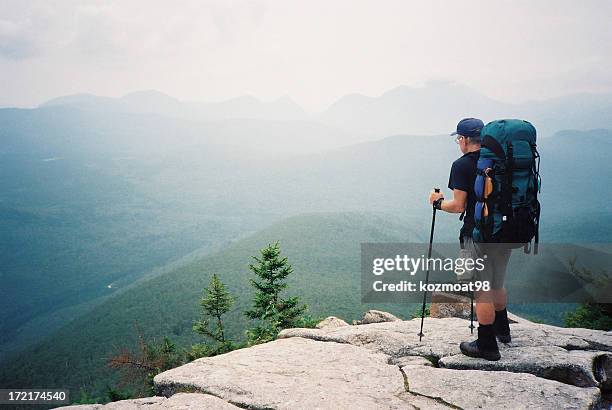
[484,168,493,199]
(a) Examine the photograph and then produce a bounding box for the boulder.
[280,317,480,358]
[279,313,612,392]
[315,316,349,330]
[152,331,604,409]
[352,309,401,325]
[429,292,475,320]
[61,312,612,409]
[403,366,600,410]
[439,346,610,388]
[154,337,420,409]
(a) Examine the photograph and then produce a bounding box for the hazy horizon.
[1,0,611,111]
[6,81,612,114]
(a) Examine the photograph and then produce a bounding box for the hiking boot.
[494,308,511,343]
[459,324,501,361]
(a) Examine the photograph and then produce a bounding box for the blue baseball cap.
[451,118,484,139]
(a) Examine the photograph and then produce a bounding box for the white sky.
[1,0,611,111]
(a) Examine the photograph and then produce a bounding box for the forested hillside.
[0,212,420,398]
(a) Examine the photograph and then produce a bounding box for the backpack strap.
[460,151,478,225]
[503,141,514,231]
[534,197,540,255]
[482,135,506,159]
[531,144,541,254]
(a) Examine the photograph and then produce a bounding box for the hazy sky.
[1,0,611,111]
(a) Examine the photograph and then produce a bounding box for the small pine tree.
[410,304,430,319]
[193,274,235,355]
[245,242,307,344]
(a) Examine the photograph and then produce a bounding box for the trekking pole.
[418,188,440,341]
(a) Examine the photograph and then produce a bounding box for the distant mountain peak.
[39,93,113,108]
[380,84,415,96]
[121,89,180,102]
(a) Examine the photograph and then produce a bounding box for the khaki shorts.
[461,236,512,290]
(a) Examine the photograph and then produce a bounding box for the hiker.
[427,118,511,361]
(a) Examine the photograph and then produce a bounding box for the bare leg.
[475,290,495,325]
[493,288,507,311]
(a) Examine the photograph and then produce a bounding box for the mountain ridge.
[36,84,612,138]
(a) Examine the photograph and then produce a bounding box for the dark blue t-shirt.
[448,151,479,236]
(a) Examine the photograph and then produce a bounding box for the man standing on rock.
[428,118,511,361]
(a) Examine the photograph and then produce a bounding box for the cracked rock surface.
[403,367,600,410]
[154,337,418,409]
[58,313,612,409]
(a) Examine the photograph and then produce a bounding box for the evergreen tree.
[193,274,235,354]
[245,242,307,344]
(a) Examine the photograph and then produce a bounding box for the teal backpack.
[473,119,541,253]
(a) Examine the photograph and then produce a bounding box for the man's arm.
[428,188,467,214]
[441,189,467,213]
